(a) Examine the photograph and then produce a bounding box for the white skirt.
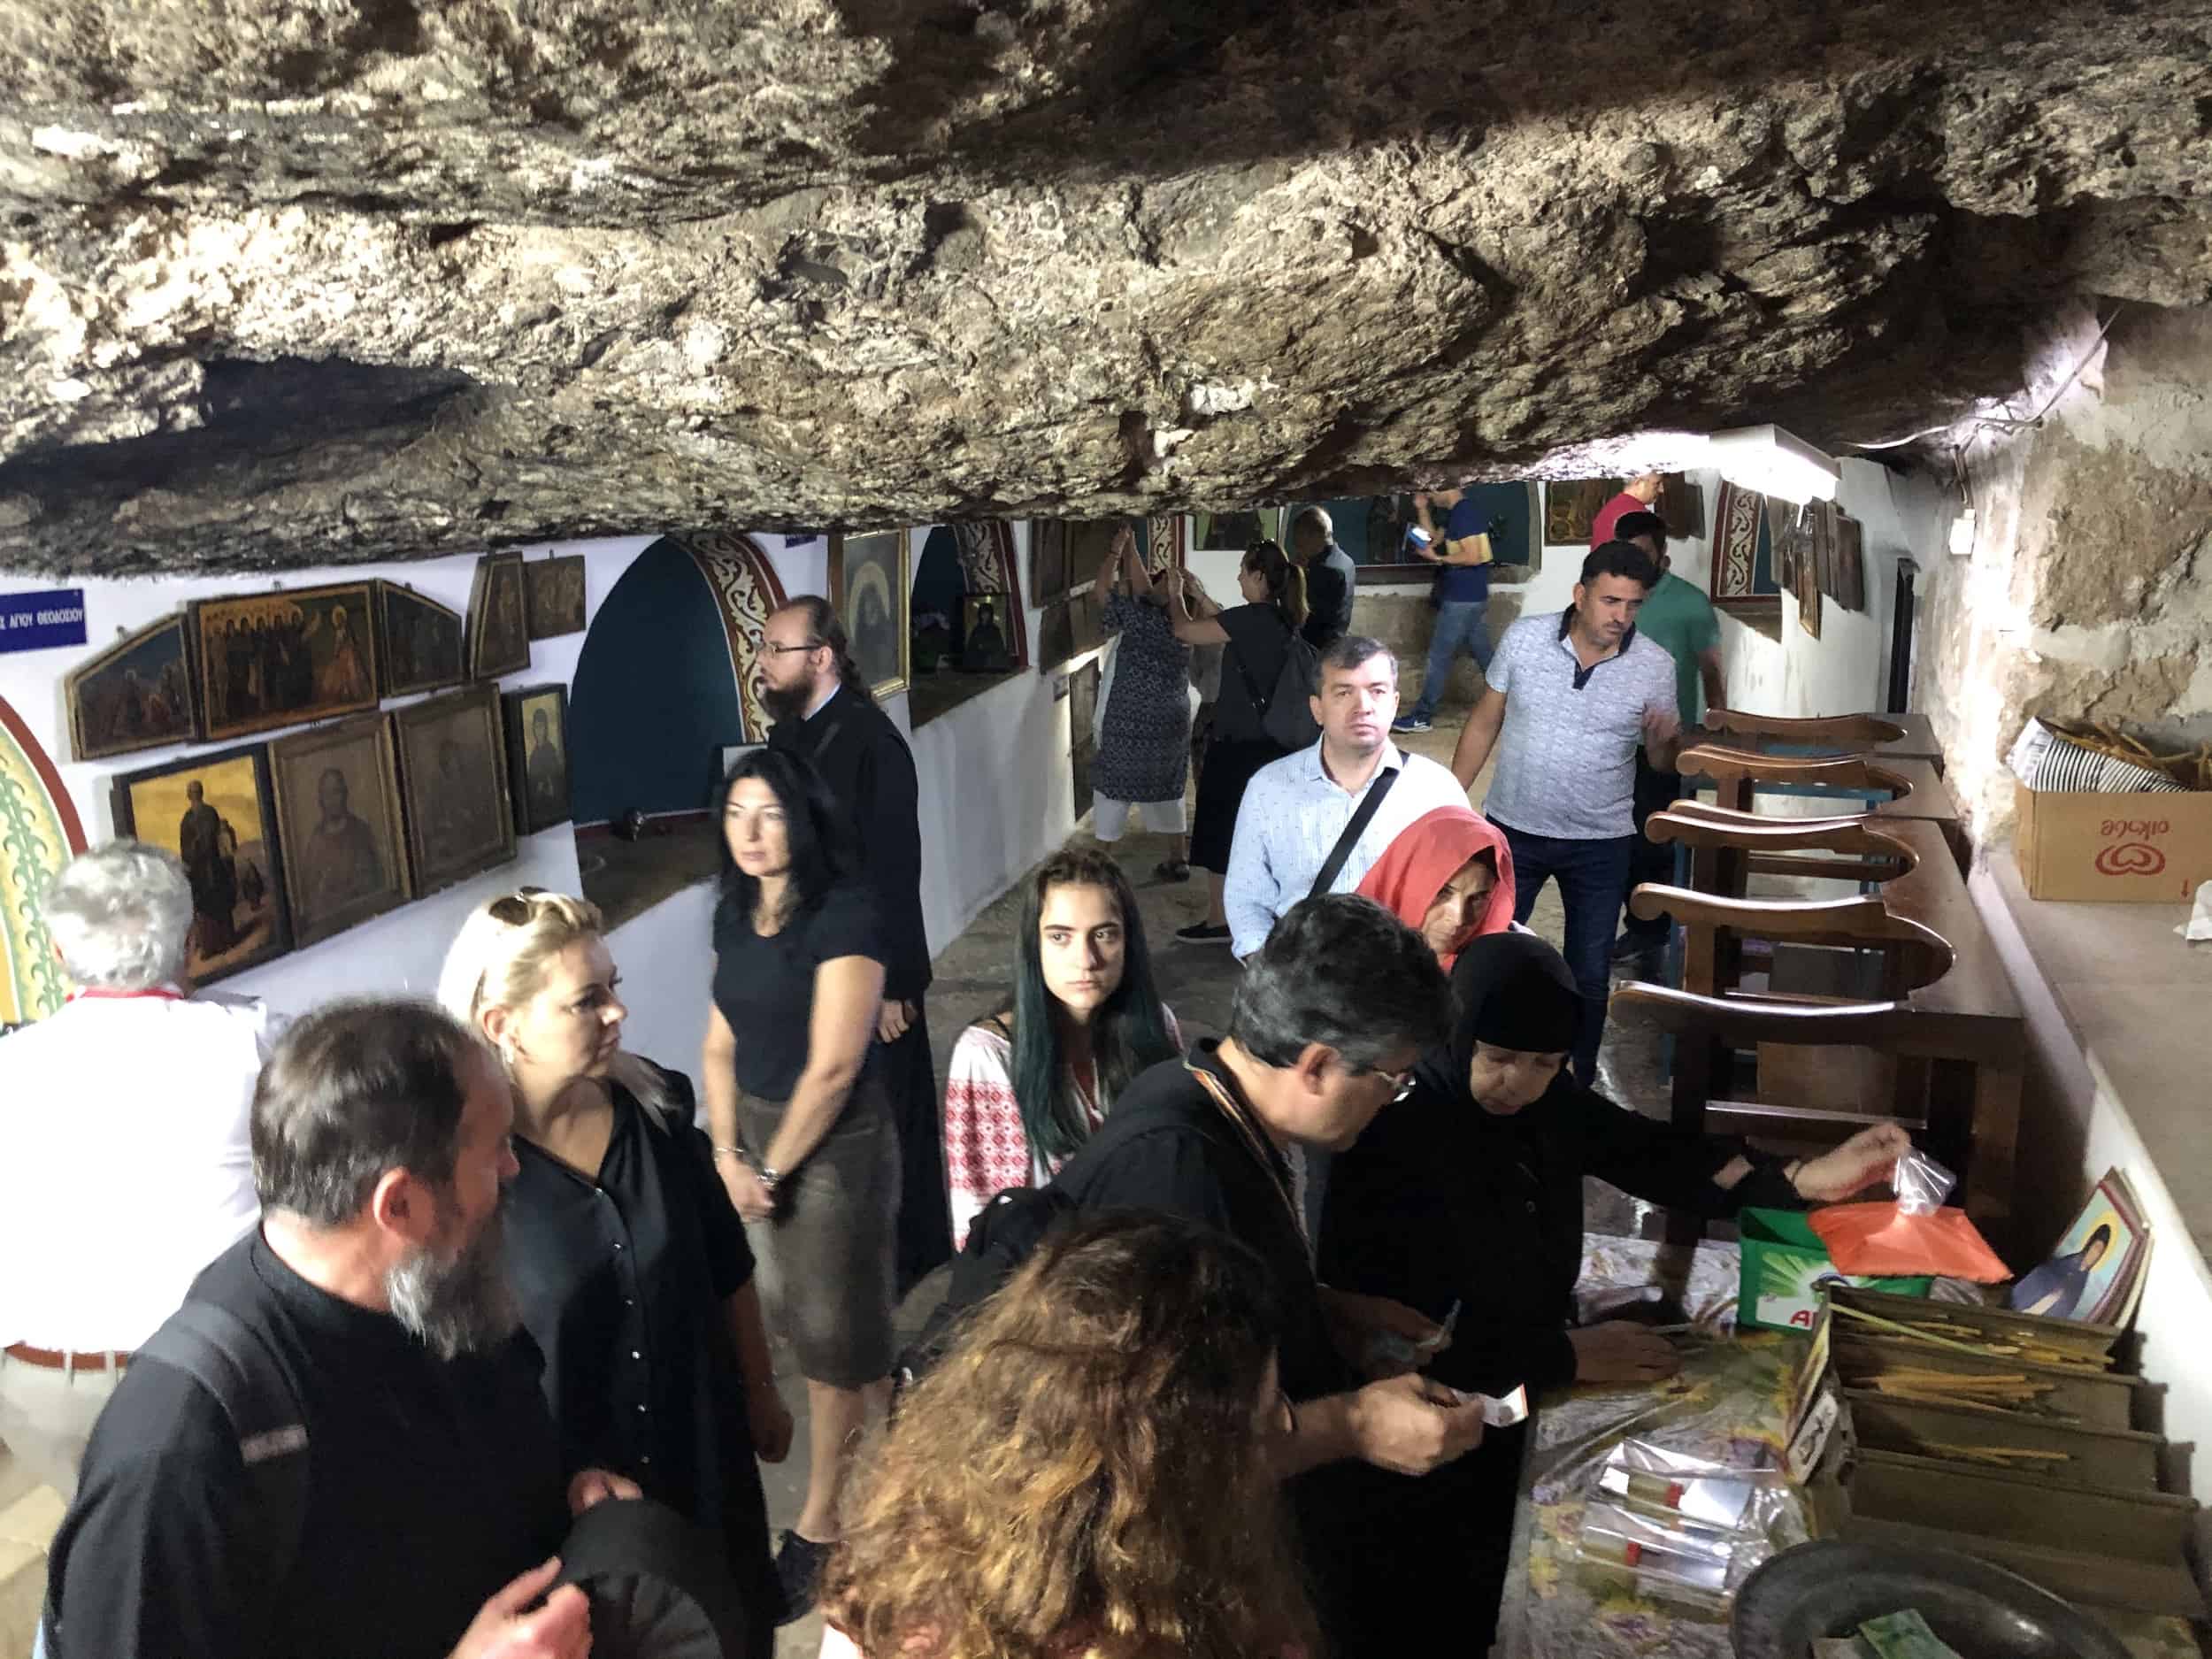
[1092,794,1188,840]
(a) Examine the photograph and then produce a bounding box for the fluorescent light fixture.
[1705,424,1840,505]
[1947,509,1977,557]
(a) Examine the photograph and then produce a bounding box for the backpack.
[1226,622,1323,752]
[895,1185,1075,1402]
[893,1081,1270,1400]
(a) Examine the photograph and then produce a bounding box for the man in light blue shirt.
[1448,543,1681,1083]
[1225,637,1469,960]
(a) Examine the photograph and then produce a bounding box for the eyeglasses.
[1349,1061,1417,1102]
[488,887,550,925]
[761,639,825,657]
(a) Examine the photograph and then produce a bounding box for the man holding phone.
[1393,485,1496,733]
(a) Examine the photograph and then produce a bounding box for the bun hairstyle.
[1240,539,1310,630]
[781,595,872,701]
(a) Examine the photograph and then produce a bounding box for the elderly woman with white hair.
[0,841,273,1500]
[438,887,788,1647]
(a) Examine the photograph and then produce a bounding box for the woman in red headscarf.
[1356,806,1516,966]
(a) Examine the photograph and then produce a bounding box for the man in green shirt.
[1612,510,1724,963]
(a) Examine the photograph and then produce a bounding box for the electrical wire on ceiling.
[1843,303,2127,453]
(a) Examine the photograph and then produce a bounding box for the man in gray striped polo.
[1448,542,1681,1083]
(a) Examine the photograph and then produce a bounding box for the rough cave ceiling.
[3,2,2211,573]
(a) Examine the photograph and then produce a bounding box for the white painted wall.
[0,537,648,1016]
[0,523,1082,1033]
[1138,471,1948,725]
[1970,859,2212,1506]
[1517,462,1943,721]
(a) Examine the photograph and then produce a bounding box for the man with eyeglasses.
[1448,541,1680,1085]
[758,596,951,1294]
[1033,895,1485,1653]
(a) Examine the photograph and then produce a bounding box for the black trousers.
[1298,1417,1527,1652]
[1623,747,1687,941]
[880,1004,951,1296]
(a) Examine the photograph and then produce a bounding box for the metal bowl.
[1732,1540,2131,1659]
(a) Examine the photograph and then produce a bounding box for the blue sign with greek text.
[0,588,88,653]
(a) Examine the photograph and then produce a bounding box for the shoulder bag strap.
[1225,609,1294,718]
[1184,1063,1306,1245]
[134,1301,311,1592]
[1225,636,1272,718]
[1306,763,1401,900]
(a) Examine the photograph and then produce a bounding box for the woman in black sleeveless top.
[1164,539,1308,945]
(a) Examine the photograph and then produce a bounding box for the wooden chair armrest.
[1625,886,1901,936]
[1645,809,1909,864]
[1663,799,1876,833]
[1614,982,1917,1046]
[1678,743,1911,795]
[1706,709,1907,748]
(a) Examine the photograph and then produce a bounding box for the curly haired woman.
[818,1211,1317,1659]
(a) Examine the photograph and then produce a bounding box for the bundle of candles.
[1831,1302,2109,1371]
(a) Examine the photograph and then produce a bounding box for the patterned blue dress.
[1095,593,1193,805]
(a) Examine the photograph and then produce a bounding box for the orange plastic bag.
[1806,1202,2011,1283]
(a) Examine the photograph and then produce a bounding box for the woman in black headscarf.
[1316,931,1906,1645]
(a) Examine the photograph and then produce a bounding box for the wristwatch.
[755,1165,783,1194]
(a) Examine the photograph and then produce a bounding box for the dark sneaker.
[1174,921,1233,945]
[774,1529,833,1624]
[1391,713,1433,733]
[1611,930,1667,966]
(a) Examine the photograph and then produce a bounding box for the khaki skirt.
[735,1078,901,1389]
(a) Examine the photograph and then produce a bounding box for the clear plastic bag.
[1570,1440,1794,1608]
[1892,1148,1957,1217]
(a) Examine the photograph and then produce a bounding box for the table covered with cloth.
[1493,1233,2197,1659]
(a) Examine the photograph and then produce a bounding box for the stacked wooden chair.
[1617,717,2024,1233]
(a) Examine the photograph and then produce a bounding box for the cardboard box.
[1737,1210,1931,1333]
[2014,780,2212,902]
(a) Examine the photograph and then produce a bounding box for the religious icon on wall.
[1067,658,1099,818]
[1809,500,1839,602]
[1028,521,1072,606]
[375,581,466,699]
[503,684,572,836]
[1071,591,1104,654]
[65,612,198,760]
[1036,602,1076,673]
[393,685,516,895]
[268,714,412,948]
[1832,512,1868,613]
[830,529,910,699]
[1661,473,1705,540]
[1191,509,1282,555]
[1543,480,1621,546]
[1794,548,1823,640]
[189,581,381,741]
[467,552,532,680]
[524,556,588,640]
[960,595,1015,672]
[110,743,292,982]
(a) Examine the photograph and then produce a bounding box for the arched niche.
[567,531,787,926]
[907,519,1026,726]
[0,692,88,1025]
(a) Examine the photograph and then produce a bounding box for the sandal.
[1155,859,1192,883]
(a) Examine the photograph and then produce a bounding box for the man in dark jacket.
[41,1001,636,1659]
[1292,506,1357,649]
[761,595,950,1292]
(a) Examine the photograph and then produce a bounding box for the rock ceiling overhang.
[2,0,2209,573]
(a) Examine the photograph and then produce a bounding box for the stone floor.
[0,706,1680,1659]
